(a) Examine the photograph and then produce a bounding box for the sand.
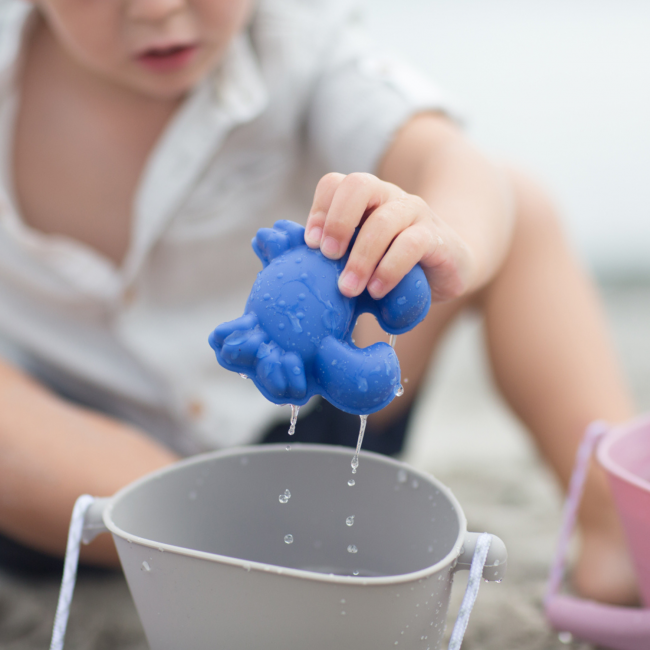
[1,280,648,649]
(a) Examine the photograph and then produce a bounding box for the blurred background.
[366,0,650,279]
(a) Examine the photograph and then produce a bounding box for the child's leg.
[479,169,638,604]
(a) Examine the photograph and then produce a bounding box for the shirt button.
[187,399,205,420]
[123,285,137,306]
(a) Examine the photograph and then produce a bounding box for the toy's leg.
[480,169,637,605]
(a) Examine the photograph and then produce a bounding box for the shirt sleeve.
[306,13,464,176]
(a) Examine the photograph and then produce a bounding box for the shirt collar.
[125,30,269,286]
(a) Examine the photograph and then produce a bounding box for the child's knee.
[507,167,567,249]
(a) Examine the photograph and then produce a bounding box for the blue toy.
[208,220,431,415]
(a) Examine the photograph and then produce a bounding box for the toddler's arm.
[0,358,179,566]
[305,113,514,301]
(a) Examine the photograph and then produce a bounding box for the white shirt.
[0,0,457,454]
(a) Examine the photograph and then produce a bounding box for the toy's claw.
[252,220,306,267]
[314,336,399,414]
[358,264,431,335]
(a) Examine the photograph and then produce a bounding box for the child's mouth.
[137,44,198,73]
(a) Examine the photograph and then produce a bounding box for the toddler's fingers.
[305,173,346,248]
[338,198,417,297]
[319,173,397,259]
[366,223,439,299]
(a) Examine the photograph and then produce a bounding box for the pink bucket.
[598,417,650,606]
[545,416,650,650]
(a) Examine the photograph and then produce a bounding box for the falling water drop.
[284,534,294,544]
[347,544,358,554]
[286,444,291,451]
[389,334,397,348]
[348,479,356,486]
[346,515,355,527]
[352,570,359,576]
[279,489,291,504]
[395,384,404,397]
[239,373,248,380]
[288,404,300,436]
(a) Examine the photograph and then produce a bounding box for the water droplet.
[397,469,408,483]
[141,561,151,572]
[278,300,286,307]
[388,334,397,348]
[347,545,358,554]
[277,272,284,279]
[286,444,291,451]
[395,384,404,397]
[396,296,407,305]
[348,479,355,486]
[263,293,271,301]
[403,377,409,384]
[284,534,294,544]
[239,373,248,380]
[346,515,355,527]
[288,404,300,436]
[352,570,359,576]
[300,272,308,280]
[295,257,302,264]
[278,322,285,330]
[350,415,368,475]
[298,293,306,300]
[279,489,291,504]
[415,280,422,288]
[558,632,573,645]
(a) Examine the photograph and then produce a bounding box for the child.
[0,0,637,605]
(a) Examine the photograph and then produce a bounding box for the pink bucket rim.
[597,413,650,495]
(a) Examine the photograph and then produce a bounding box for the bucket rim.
[597,414,650,495]
[102,443,469,586]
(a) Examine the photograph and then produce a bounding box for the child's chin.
[125,71,203,101]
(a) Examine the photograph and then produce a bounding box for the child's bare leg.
[480,169,638,604]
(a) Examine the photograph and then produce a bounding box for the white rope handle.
[545,420,608,602]
[50,494,95,650]
[448,532,492,650]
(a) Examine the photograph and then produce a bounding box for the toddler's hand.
[304,173,472,302]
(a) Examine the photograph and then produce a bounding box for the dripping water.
[350,414,368,475]
[388,334,397,348]
[288,404,300,436]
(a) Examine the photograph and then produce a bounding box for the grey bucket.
[59,444,507,649]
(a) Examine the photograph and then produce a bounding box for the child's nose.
[128,0,187,23]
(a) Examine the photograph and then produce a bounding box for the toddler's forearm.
[379,113,515,297]
[0,358,179,566]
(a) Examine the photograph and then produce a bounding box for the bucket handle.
[49,495,109,650]
[545,420,609,603]
[447,531,507,650]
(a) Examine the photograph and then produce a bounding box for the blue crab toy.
[208,220,431,415]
